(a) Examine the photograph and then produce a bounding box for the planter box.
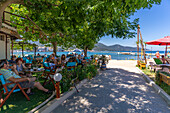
[159,72,170,86]
[138,61,146,69]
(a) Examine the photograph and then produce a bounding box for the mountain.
[93,43,144,51]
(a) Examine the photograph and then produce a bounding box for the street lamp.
[53,73,62,98]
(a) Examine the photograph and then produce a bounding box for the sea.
[13,51,167,60]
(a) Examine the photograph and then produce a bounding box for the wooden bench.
[138,61,146,69]
[159,72,170,85]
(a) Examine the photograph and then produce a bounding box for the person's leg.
[34,82,48,92]
[26,88,31,93]
[30,77,36,82]
[19,81,32,94]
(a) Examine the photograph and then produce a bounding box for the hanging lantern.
[25,26,29,32]
[32,26,35,34]
[59,32,63,37]
[39,32,42,38]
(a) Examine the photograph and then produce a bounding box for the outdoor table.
[24,68,44,81]
[159,64,170,71]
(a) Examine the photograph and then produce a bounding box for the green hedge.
[155,71,170,95]
[60,63,98,93]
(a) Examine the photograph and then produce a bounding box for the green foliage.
[0,63,98,112]
[155,71,170,95]
[60,63,98,93]
[0,73,54,113]
[155,70,161,82]
[9,0,161,50]
[141,68,170,95]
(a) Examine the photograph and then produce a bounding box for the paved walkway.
[51,60,170,113]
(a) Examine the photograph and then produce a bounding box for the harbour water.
[13,51,167,60]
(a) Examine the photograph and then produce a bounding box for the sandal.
[45,90,53,94]
[26,92,34,96]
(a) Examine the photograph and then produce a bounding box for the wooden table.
[159,64,170,70]
[24,69,44,81]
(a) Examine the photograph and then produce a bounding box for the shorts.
[19,81,34,89]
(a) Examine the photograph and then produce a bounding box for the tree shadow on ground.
[53,68,170,113]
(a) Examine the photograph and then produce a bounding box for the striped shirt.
[0,69,21,88]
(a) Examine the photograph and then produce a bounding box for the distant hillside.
[93,43,145,51]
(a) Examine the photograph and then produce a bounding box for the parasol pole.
[137,25,140,65]
[139,25,147,64]
[165,44,167,57]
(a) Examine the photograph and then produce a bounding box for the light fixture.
[53,73,62,82]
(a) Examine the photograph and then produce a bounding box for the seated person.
[54,59,61,68]
[13,58,32,78]
[0,60,52,95]
[37,53,41,56]
[90,55,94,60]
[51,53,57,61]
[44,58,55,72]
[65,58,73,66]
[77,55,82,65]
[81,53,84,58]
[82,57,87,64]
[61,54,66,65]
[9,56,16,64]
[72,57,77,62]
[25,57,32,64]
[44,54,47,58]
[161,55,169,64]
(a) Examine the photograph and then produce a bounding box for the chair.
[66,62,77,71]
[149,62,158,72]
[43,62,55,72]
[42,62,55,86]
[0,74,30,108]
[153,58,163,64]
[153,58,163,72]
[66,62,79,92]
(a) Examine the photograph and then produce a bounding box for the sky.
[99,0,170,51]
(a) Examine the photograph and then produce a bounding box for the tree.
[9,0,161,55]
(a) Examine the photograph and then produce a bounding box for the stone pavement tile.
[51,68,170,113]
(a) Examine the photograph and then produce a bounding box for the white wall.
[0,34,11,60]
[0,37,5,59]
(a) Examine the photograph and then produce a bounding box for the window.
[0,35,4,41]
[7,38,10,43]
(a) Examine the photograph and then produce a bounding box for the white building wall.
[0,34,11,60]
[7,38,10,60]
[0,37,5,59]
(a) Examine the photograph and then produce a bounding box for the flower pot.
[101,64,106,70]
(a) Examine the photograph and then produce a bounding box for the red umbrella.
[146,36,170,56]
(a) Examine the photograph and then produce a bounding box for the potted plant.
[100,55,107,70]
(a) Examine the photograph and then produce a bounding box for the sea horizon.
[12,50,167,60]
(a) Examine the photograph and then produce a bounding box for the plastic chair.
[42,62,55,86]
[66,62,79,92]
[153,58,163,65]
[0,74,30,108]
[153,58,163,72]
[66,62,77,71]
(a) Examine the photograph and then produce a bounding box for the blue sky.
[99,0,170,51]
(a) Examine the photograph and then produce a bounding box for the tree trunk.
[34,46,36,56]
[137,25,140,65]
[52,42,57,56]
[22,43,24,57]
[84,46,88,57]
[139,27,147,64]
